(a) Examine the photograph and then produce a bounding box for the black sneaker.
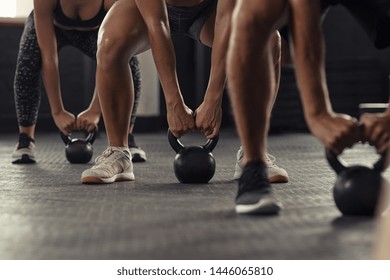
[128,133,147,162]
[12,133,36,164]
[235,160,282,215]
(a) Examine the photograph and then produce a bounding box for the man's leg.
[199,0,288,182]
[81,0,150,184]
[227,0,287,214]
[233,31,289,183]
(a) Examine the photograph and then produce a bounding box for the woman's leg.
[14,13,42,141]
[81,0,150,183]
[127,56,147,162]
[12,12,43,163]
[66,29,147,162]
[71,30,142,136]
[96,0,149,147]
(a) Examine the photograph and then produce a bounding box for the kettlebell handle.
[85,129,97,144]
[60,129,97,145]
[203,134,219,152]
[325,149,386,174]
[168,129,185,153]
[60,132,72,145]
[167,129,219,153]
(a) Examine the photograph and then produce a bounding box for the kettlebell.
[326,149,386,216]
[168,129,218,184]
[60,130,96,164]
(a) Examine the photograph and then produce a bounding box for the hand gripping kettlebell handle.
[60,129,97,145]
[167,129,219,153]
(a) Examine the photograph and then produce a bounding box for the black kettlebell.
[326,149,386,216]
[168,129,218,184]
[60,130,96,164]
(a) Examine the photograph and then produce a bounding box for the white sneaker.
[233,146,289,183]
[81,147,135,184]
[12,133,36,164]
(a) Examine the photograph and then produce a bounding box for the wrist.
[204,92,223,105]
[51,107,64,116]
[304,107,334,125]
[165,92,183,107]
[88,105,102,114]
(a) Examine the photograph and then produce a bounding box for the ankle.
[244,160,266,170]
[19,133,35,143]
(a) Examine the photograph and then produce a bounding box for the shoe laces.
[95,148,113,165]
[95,147,129,165]
[265,154,277,167]
[92,147,130,174]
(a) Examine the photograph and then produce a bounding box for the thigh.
[234,0,289,27]
[98,0,150,57]
[17,12,43,70]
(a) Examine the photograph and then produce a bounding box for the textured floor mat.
[0,130,387,259]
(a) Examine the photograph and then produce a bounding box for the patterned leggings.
[14,11,141,128]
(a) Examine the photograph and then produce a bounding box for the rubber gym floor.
[0,129,388,260]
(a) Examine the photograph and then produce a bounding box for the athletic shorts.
[167,0,217,42]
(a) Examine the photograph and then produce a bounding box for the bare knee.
[97,32,132,72]
[233,0,287,38]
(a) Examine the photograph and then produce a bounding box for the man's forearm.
[147,24,183,106]
[288,0,332,119]
[204,0,235,105]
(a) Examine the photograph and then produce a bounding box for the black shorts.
[323,0,390,49]
[167,0,217,42]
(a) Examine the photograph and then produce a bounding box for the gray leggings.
[14,11,141,128]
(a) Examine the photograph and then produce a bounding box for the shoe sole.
[12,154,36,164]
[235,197,283,215]
[269,175,289,183]
[81,172,135,184]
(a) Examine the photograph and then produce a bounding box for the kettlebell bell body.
[61,130,96,164]
[333,165,382,215]
[168,130,218,184]
[326,149,385,216]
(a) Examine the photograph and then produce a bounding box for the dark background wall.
[1,5,389,134]
[264,5,390,132]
